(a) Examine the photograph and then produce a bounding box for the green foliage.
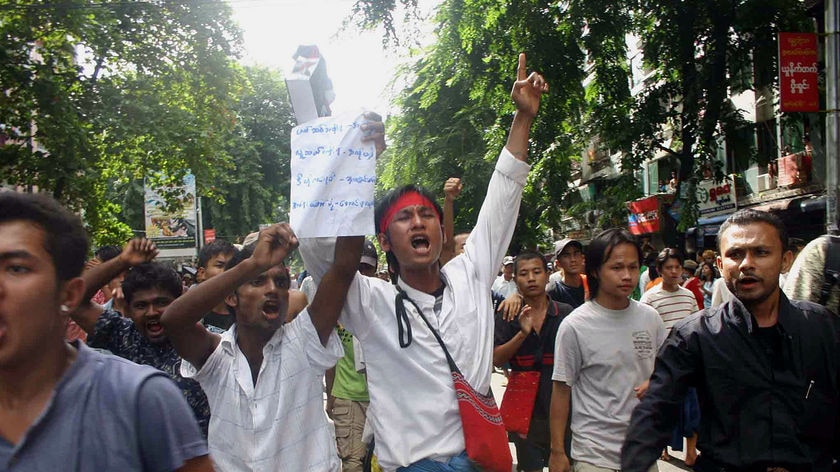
[0,0,243,248]
[201,65,297,243]
[352,0,814,238]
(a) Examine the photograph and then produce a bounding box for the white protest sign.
[290,110,376,237]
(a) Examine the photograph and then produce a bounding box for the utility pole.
[827,0,840,233]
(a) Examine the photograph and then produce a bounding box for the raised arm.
[162,223,299,369]
[71,238,158,333]
[308,236,364,345]
[506,53,549,162]
[439,177,462,266]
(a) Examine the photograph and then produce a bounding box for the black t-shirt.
[202,311,234,332]
[548,280,585,308]
[494,298,574,443]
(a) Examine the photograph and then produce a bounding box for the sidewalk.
[490,371,693,472]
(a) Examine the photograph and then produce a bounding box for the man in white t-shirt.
[299,54,549,471]
[549,228,666,472]
[492,256,518,298]
[640,248,699,333]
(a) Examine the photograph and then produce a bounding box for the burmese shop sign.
[696,178,737,217]
[778,32,819,113]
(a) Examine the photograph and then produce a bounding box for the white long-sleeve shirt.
[299,147,529,471]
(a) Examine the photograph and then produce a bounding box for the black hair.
[699,261,717,281]
[122,262,182,305]
[198,239,237,268]
[95,245,121,262]
[717,209,789,252]
[0,192,89,281]
[374,185,444,277]
[655,248,684,271]
[514,250,549,273]
[585,228,641,299]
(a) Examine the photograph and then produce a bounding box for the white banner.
[290,110,376,237]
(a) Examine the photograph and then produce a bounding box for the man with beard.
[622,209,840,472]
[71,239,212,438]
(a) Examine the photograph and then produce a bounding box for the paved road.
[490,371,693,472]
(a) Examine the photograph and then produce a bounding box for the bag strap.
[820,235,840,306]
[395,286,460,374]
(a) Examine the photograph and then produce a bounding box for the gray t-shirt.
[0,342,207,471]
[552,299,666,469]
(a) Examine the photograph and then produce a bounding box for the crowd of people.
[1,53,838,472]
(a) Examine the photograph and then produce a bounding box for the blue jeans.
[397,451,478,472]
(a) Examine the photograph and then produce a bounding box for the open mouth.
[410,235,430,251]
[262,300,281,320]
[146,319,164,336]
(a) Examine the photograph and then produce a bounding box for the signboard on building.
[696,177,737,217]
[778,32,819,112]
[627,196,660,235]
[203,229,216,244]
[144,174,197,254]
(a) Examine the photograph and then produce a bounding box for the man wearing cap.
[548,239,588,309]
[299,53,548,471]
[493,256,519,298]
[325,240,378,472]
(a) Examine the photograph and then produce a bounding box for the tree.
[351,0,816,242]
[0,0,243,246]
[201,65,297,243]
[374,0,588,252]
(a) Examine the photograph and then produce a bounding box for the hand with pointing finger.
[511,53,549,119]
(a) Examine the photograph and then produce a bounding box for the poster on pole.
[290,110,376,238]
[778,32,819,112]
[144,174,197,252]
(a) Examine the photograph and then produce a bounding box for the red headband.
[378,191,440,234]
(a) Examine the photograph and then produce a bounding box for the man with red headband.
[300,53,549,472]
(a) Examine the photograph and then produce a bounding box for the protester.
[681,259,704,309]
[0,192,211,471]
[325,239,378,472]
[161,224,363,471]
[698,261,716,308]
[299,53,548,471]
[493,256,519,298]
[494,251,574,472]
[549,228,666,472]
[639,248,700,465]
[439,177,464,266]
[622,209,840,472]
[71,241,213,438]
[548,239,588,308]
[196,239,238,331]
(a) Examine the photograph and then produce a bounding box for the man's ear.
[377,232,390,252]
[225,292,239,311]
[196,267,207,283]
[716,256,723,271]
[781,249,794,275]
[60,276,86,314]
